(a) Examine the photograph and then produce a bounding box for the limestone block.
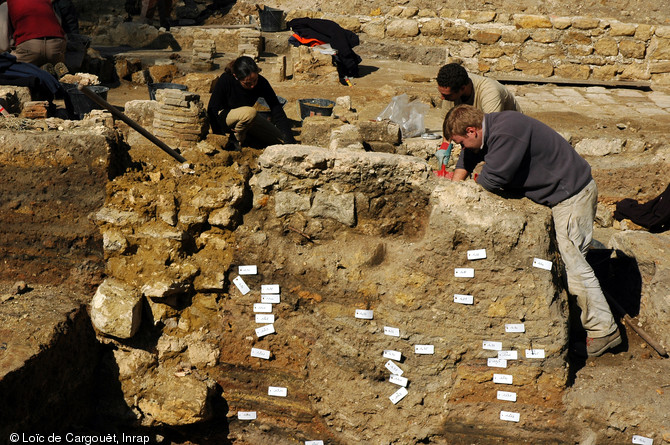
[124,99,157,128]
[624,139,646,153]
[149,64,178,83]
[388,6,403,16]
[480,45,505,58]
[555,64,591,80]
[574,138,624,156]
[99,22,160,48]
[419,19,443,37]
[208,206,238,228]
[656,25,670,38]
[90,278,143,339]
[361,18,386,39]
[417,9,438,18]
[551,17,572,30]
[93,207,149,226]
[594,37,619,56]
[172,73,218,94]
[386,19,419,38]
[635,24,655,41]
[141,276,192,299]
[187,341,220,368]
[274,191,311,217]
[443,25,469,41]
[567,45,594,57]
[651,73,670,84]
[515,60,554,77]
[137,373,215,425]
[300,116,344,147]
[562,31,593,45]
[619,39,646,59]
[334,16,361,32]
[366,141,396,153]
[330,124,364,151]
[513,14,552,29]
[471,29,502,44]
[650,61,670,73]
[453,41,478,58]
[308,191,356,226]
[572,17,601,30]
[493,57,515,72]
[501,29,530,44]
[103,230,129,253]
[530,29,560,43]
[398,138,439,161]
[399,6,419,18]
[619,63,651,81]
[113,348,157,379]
[609,22,637,36]
[191,184,244,210]
[145,297,179,325]
[521,42,564,60]
[439,9,459,18]
[595,203,613,228]
[458,10,496,23]
[649,37,670,61]
[583,55,606,65]
[358,120,401,144]
[291,46,339,83]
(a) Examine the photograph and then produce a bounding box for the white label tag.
[500,410,520,422]
[632,435,654,445]
[233,276,250,295]
[505,323,525,333]
[255,324,275,338]
[454,268,475,278]
[268,386,287,397]
[261,284,280,294]
[389,374,409,387]
[384,326,400,337]
[525,349,546,359]
[467,249,487,260]
[454,294,474,305]
[238,265,257,275]
[389,387,408,405]
[250,348,271,360]
[497,390,517,402]
[355,309,374,319]
[415,344,434,354]
[385,360,404,376]
[487,358,507,368]
[305,441,325,445]
[532,258,553,270]
[261,294,281,304]
[498,350,518,360]
[253,303,273,313]
[493,373,513,384]
[255,314,275,324]
[237,411,257,420]
[483,341,503,351]
[383,350,402,361]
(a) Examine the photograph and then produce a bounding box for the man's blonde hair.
[443,104,484,140]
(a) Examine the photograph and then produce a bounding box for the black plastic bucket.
[148,82,188,100]
[255,96,287,120]
[259,6,285,32]
[61,83,109,120]
[298,98,335,120]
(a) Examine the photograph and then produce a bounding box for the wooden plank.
[489,74,652,90]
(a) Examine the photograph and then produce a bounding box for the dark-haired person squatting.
[207,56,296,149]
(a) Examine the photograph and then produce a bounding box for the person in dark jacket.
[443,104,622,358]
[207,56,295,149]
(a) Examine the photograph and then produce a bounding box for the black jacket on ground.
[287,17,361,77]
[614,184,670,232]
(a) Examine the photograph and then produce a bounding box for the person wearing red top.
[7,0,66,66]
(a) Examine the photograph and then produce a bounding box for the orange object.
[434,165,453,179]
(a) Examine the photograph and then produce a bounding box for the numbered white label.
[383,350,402,361]
[454,268,475,278]
[253,303,273,313]
[261,284,280,294]
[385,360,404,376]
[384,326,400,337]
[532,258,553,270]
[255,314,275,324]
[415,345,434,355]
[233,276,250,295]
[497,390,517,402]
[525,349,546,359]
[632,435,654,445]
[487,358,507,368]
[268,386,287,397]
[250,348,271,360]
[355,309,374,319]
[237,411,257,420]
[500,410,520,422]
[467,249,487,260]
[261,294,281,304]
[255,324,275,338]
[389,387,408,405]
[493,373,513,384]
[505,323,525,333]
[498,350,518,360]
[389,374,409,387]
[454,294,474,305]
[305,441,325,445]
[483,341,503,351]
[238,265,257,275]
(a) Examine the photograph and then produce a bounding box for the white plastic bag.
[376,93,429,138]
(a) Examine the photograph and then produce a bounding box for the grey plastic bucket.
[298,98,335,120]
[148,82,188,100]
[255,96,287,120]
[259,6,285,32]
[61,83,109,120]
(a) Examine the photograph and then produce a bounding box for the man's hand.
[452,168,469,181]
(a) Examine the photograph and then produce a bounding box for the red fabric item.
[434,165,453,179]
[291,33,327,47]
[7,0,65,46]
